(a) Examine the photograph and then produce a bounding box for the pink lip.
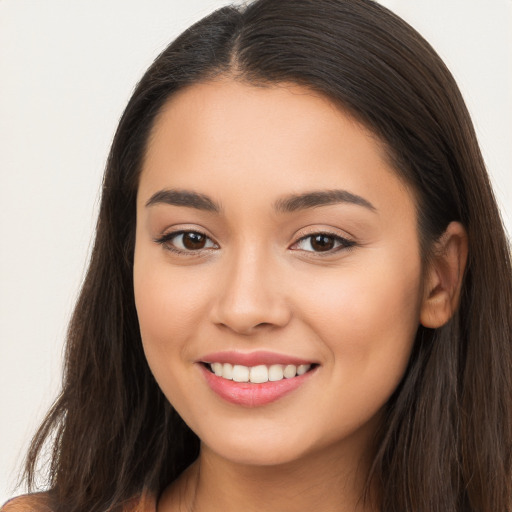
[198,362,317,407]
[199,350,314,367]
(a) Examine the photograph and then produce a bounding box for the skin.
[133,79,467,512]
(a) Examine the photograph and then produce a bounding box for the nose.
[210,248,292,335]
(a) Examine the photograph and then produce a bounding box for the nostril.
[215,320,281,336]
[254,322,273,329]
[210,278,292,334]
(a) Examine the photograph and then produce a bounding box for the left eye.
[292,233,354,253]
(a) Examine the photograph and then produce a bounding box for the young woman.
[3,0,511,511]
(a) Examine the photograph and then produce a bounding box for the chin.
[196,420,324,467]
[205,440,310,467]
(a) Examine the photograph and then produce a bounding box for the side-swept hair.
[24,1,512,511]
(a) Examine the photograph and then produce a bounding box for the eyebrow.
[145,189,221,212]
[145,188,376,214]
[273,189,376,213]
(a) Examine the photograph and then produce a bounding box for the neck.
[159,437,379,512]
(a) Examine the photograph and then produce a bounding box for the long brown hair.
[24,1,512,510]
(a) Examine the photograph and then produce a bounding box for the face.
[134,79,424,467]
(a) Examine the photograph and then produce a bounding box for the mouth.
[198,356,319,407]
[202,361,317,383]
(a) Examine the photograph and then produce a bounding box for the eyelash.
[291,232,356,255]
[154,230,218,256]
[154,230,356,256]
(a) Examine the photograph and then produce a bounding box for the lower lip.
[199,364,316,407]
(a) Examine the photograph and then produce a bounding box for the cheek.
[295,251,422,403]
[133,250,212,371]
[133,259,214,419]
[303,255,420,329]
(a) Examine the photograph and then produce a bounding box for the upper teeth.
[209,362,311,383]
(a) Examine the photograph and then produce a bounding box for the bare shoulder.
[0,493,53,512]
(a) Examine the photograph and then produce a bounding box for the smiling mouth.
[203,362,317,383]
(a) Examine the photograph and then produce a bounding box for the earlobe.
[420,221,468,328]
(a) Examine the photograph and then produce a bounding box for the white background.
[1,0,511,502]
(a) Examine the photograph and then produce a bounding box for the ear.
[420,221,468,328]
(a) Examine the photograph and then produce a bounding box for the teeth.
[232,365,249,382]
[208,362,312,382]
[223,363,233,380]
[283,364,297,379]
[268,364,284,381]
[250,365,268,383]
[212,362,223,376]
[297,364,309,376]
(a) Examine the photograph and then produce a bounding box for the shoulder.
[0,493,53,512]
[1,491,155,512]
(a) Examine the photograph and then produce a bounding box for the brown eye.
[156,230,217,253]
[310,234,335,252]
[292,233,355,254]
[182,232,207,250]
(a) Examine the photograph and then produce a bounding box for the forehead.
[139,78,414,221]
[147,79,382,162]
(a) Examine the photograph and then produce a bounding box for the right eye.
[155,230,218,254]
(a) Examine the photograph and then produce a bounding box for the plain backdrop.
[1,0,511,502]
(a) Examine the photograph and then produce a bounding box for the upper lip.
[199,350,316,367]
